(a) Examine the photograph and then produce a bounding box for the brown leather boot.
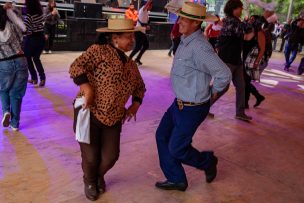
[98,178,106,193]
[84,182,98,201]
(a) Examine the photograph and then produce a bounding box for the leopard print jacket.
[69,44,146,126]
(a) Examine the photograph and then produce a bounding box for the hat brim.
[96,26,145,33]
[177,11,218,22]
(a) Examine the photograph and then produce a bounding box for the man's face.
[178,16,201,36]
[130,5,134,10]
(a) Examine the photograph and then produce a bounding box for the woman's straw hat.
[96,18,144,33]
[177,2,218,22]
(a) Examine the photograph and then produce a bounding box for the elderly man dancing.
[155,2,232,191]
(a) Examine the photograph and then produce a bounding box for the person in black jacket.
[216,0,254,121]
[43,0,60,54]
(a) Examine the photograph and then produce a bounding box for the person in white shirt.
[129,0,152,65]
[272,21,281,51]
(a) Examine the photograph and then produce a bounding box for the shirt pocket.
[172,57,192,77]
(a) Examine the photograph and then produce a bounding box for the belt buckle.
[177,100,184,110]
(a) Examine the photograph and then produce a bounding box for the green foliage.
[248,0,303,23]
[208,0,303,23]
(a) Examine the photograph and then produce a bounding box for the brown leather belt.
[176,99,209,110]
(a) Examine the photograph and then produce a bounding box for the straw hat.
[96,18,144,32]
[177,2,218,22]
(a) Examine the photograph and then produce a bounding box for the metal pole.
[287,0,294,21]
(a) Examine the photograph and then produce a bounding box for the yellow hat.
[96,18,144,32]
[177,2,218,22]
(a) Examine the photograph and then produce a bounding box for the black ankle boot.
[254,95,265,108]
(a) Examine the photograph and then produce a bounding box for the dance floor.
[0,50,304,203]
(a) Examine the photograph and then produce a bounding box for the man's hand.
[211,92,218,102]
[80,83,94,109]
[122,102,141,124]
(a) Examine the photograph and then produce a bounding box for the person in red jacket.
[204,15,221,49]
[168,17,182,56]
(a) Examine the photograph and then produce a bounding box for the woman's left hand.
[123,102,141,123]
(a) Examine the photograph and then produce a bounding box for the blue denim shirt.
[171,30,232,103]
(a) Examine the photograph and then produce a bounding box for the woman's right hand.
[80,83,94,109]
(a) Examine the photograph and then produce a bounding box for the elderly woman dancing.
[69,18,146,201]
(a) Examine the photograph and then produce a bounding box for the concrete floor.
[0,50,304,203]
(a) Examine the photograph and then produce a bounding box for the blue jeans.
[284,41,298,68]
[0,57,28,128]
[156,99,213,183]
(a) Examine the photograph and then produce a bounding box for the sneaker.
[48,50,52,54]
[235,113,252,121]
[39,80,46,87]
[2,112,11,127]
[28,80,38,85]
[9,125,19,131]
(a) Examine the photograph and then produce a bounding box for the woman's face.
[233,7,243,18]
[113,32,135,52]
[50,1,55,8]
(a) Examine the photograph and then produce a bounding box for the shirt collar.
[181,29,202,46]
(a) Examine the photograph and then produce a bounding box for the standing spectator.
[204,15,222,49]
[43,0,60,54]
[0,3,28,131]
[129,0,152,65]
[125,2,138,24]
[279,19,292,52]
[24,0,46,87]
[284,17,304,71]
[216,0,254,121]
[272,21,281,51]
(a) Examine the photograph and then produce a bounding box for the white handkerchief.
[74,97,90,144]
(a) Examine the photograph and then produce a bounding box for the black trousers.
[208,37,218,49]
[24,33,46,81]
[44,24,56,51]
[129,31,149,61]
[244,68,262,106]
[76,112,122,185]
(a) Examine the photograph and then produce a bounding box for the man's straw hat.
[177,2,218,22]
[96,18,144,33]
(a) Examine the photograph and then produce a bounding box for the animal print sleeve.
[69,44,103,82]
